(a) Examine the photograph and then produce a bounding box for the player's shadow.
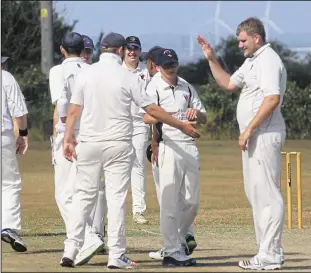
[25,249,63,254]
[284,266,311,270]
[23,232,66,237]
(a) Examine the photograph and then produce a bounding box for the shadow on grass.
[23,232,66,237]
[284,265,311,271]
[25,249,63,254]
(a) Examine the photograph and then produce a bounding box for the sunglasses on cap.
[126,45,141,51]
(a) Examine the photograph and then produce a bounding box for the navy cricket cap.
[146,46,164,64]
[61,32,84,51]
[126,36,141,49]
[156,48,179,68]
[101,32,127,48]
[81,35,95,50]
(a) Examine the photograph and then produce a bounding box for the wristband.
[19,128,28,136]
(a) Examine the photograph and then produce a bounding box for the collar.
[250,43,270,61]
[62,57,84,65]
[122,61,142,73]
[99,53,122,65]
[158,75,186,90]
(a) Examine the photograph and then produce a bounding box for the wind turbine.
[261,1,284,41]
[188,1,233,58]
[207,1,234,46]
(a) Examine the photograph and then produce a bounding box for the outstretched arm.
[197,35,238,93]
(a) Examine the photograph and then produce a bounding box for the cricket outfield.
[2,139,311,272]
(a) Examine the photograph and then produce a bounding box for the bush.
[195,80,311,140]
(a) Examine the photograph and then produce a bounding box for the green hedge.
[195,80,311,139]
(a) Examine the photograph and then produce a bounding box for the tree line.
[2,1,311,140]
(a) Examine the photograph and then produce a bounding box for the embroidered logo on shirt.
[184,94,189,101]
[140,73,145,80]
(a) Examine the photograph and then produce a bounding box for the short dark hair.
[63,46,83,56]
[236,17,266,42]
[100,46,124,54]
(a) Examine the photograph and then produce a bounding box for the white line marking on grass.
[128,228,161,236]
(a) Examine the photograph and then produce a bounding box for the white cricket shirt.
[122,61,150,135]
[230,43,287,133]
[142,75,206,142]
[70,53,156,142]
[49,64,63,104]
[50,57,89,133]
[1,70,28,133]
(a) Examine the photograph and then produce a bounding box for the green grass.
[2,139,311,272]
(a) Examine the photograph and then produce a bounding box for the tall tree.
[1,1,77,138]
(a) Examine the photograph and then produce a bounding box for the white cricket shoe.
[133,213,149,224]
[238,256,282,270]
[149,248,164,260]
[74,233,105,266]
[107,254,137,269]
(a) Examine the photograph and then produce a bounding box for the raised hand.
[196,35,216,61]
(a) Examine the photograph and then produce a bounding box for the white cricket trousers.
[152,162,195,237]
[2,131,22,232]
[131,132,149,215]
[242,131,286,264]
[64,140,134,260]
[158,140,200,254]
[53,132,106,237]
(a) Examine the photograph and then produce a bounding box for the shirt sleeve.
[129,73,156,109]
[137,81,158,115]
[188,84,206,113]
[70,72,85,106]
[6,75,28,117]
[57,75,73,118]
[258,58,283,96]
[230,60,248,88]
[49,66,64,105]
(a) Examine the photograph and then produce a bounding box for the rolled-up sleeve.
[70,72,85,106]
[49,65,64,105]
[6,76,28,117]
[189,84,206,113]
[230,60,249,88]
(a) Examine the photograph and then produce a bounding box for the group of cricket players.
[2,16,288,270]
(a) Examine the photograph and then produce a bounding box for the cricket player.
[81,33,108,251]
[81,34,95,64]
[143,48,198,261]
[60,32,200,269]
[141,48,207,267]
[1,56,28,252]
[48,32,105,266]
[122,36,150,224]
[197,17,286,270]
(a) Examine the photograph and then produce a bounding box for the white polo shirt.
[49,64,63,105]
[230,43,287,133]
[122,61,150,135]
[142,75,206,142]
[70,53,156,142]
[49,57,89,133]
[1,70,28,133]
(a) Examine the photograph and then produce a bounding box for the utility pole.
[40,1,53,78]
